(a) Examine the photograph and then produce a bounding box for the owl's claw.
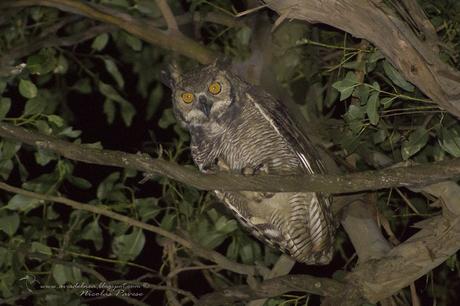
[241,163,269,176]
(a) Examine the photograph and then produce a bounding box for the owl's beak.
[198,95,212,117]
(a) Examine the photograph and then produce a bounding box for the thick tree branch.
[1,122,460,194]
[0,0,217,64]
[197,274,345,305]
[0,181,259,277]
[197,214,460,305]
[263,0,460,118]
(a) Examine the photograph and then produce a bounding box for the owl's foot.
[241,164,274,199]
[241,163,269,176]
[217,158,231,172]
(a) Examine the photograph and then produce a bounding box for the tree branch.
[0,23,114,76]
[1,122,460,194]
[155,0,178,31]
[197,274,345,306]
[263,0,460,118]
[0,181,259,277]
[0,0,217,64]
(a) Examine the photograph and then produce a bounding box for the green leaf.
[80,220,103,250]
[332,72,359,101]
[22,172,59,194]
[103,99,115,124]
[401,127,429,160]
[158,108,176,129]
[381,97,395,109]
[27,49,57,75]
[146,84,163,120]
[71,78,92,94]
[112,229,145,261]
[103,58,124,88]
[99,82,135,126]
[91,33,109,51]
[19,79,38,99]
[124,33,142,51]
[46,115,64,127]
[383,61,415,92]
[31,242,52,256]
[0,160,13,180]
[53,55,68,74]
[67,175,92,189]
[52,264,81,286]
[58,126,81,138]
[344,105,365,133]
[0,98,11,119]
[240,244,255,264]
[119,98,136,127]
[201,232,226,249]
[178,200,193,218]
[226,239,239,260]
[97,172,120,200]
[366,92,380,125]
[24,96,46,116]
[160,214,176,231]
[0,213,20,236]
[368,50,384,63]
[372,129,387,144]
[440,127,460,157]
[1,139,21,160]
[354,85,369,105]
[34,119,52,135]
[35,149,56,166]
[136,198,160,222]
[5,194,40,211]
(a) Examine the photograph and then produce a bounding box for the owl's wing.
[246,88,327,175]
[247,88,335,264]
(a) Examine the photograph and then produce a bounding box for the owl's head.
[162,63,239,128]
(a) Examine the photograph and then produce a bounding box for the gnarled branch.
[0,0,217,64]
[1,122,460,194]
[263,0,460,118]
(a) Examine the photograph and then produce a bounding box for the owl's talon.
[217,158,230,172]
[241,163,268,176]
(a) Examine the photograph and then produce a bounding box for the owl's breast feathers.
[191,88,335,265]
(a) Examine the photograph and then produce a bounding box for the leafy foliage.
[0,0,459,305]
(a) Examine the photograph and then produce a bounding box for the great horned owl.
[163,63,335,264]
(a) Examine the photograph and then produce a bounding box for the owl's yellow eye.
[181,92,194,104]
[208,82,221,95]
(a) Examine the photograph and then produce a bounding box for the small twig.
[0,181,258,277]
[1,0,217,64]
[235,4,268,17]
[197,274,345,305]
[155,0,178,31]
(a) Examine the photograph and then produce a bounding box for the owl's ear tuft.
[160,63,181,89]
[211,57,231,70]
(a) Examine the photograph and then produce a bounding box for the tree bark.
[263,0,460,118]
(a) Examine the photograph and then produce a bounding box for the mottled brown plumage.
[164,63,335,264]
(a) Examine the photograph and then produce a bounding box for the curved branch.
[1,122,460,194]
[197,274,345,305]
[263,0,460,118]
[0,181,258,277]
[0,0,217,64]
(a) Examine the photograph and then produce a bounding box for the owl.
[163,63,335,264]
